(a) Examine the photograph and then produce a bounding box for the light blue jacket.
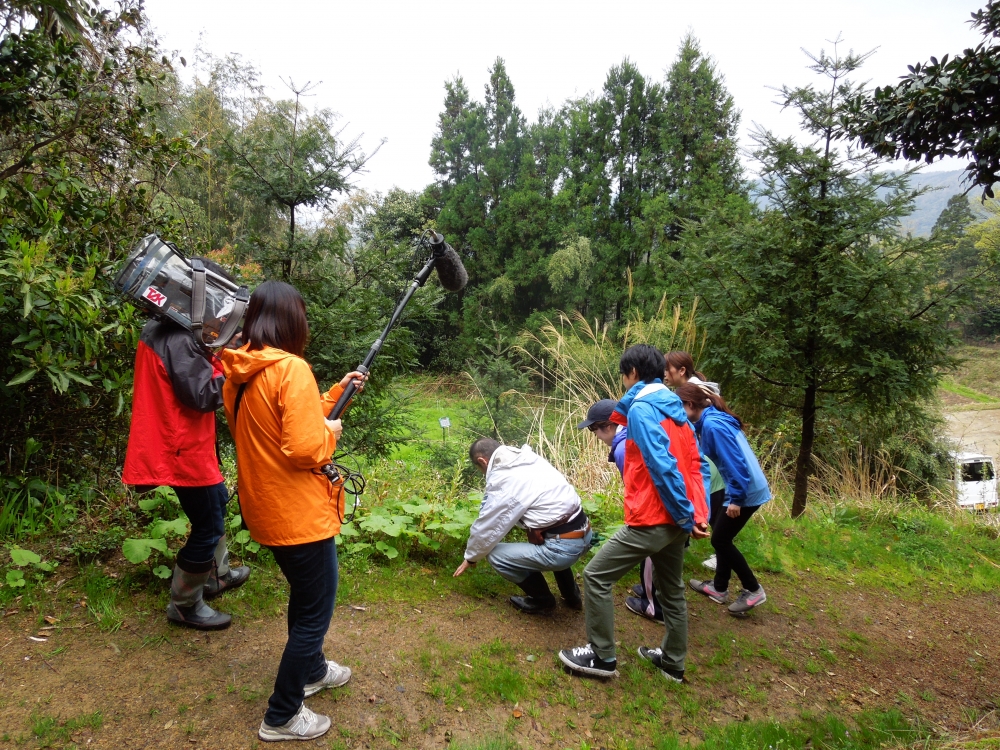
[693,406,771,508]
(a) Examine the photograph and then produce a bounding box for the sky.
[143,0,986,196]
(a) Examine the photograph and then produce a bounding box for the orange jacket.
[220,345,346,546]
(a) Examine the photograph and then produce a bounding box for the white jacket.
[464,444,583,563]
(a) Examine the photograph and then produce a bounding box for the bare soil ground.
[945,408,1000,461]
[2,570,999,750]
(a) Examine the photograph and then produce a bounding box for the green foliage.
[848,3,1000,197]
[337,492,477,561]
[425,40,746,363]
[121,486,183,569]
[464,325,532,444]
[121,537,169,564]
[676,45,962,515]
[3,544,56,591]
[0,0,193,490]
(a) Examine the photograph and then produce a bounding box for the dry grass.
[511,297,703,493]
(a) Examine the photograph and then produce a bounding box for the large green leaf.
[10,548,41,566]
[6,368,38,386]
[149,516,189,539]
[122,537,168,564]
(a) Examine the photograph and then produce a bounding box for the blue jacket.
[609,427,627,475]
[693,406,771,508]
[611,381,710,532]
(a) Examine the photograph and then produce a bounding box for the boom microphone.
[428,232,468,292]
[327,231,467,421]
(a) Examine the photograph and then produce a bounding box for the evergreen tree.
[679,45,963,517]
[933,193,979,278]
[645,34,746,249]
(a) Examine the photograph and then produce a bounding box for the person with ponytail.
[664,350,720,396]
[675,383,771,617]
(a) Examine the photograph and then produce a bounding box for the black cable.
[317,459,366,525]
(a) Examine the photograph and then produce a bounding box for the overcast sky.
[143,0,984,196]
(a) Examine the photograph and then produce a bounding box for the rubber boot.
[204,535,251,600]
[554,568,583,610]
[166,558,232,630]
[509,572,556,614]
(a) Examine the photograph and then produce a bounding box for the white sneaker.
[258,703,331,742]
[702,554,717,571]
[303,660,352,697]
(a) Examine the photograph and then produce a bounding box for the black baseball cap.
[577,399,617,430]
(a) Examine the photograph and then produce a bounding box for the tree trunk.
[791,381,817,518]
[283,205,296,281]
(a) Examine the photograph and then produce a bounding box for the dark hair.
[469,437,501,464]
[665,350,707,381]
[675,382,743,428]
[619,344,666,383]
[243,281,309,357]
[191,256,235,283]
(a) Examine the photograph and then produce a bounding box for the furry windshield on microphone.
[435,243,468,292]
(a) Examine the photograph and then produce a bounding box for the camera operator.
[122,257,249,632]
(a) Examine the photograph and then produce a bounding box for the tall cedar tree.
[644,34,746,251]
[679,45,962,517]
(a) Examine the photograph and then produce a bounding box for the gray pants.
[486,532,592,583]
[582,524,688,669]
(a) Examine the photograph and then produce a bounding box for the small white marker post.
[439,416,451,443]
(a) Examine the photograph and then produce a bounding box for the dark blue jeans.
[173,482,228,566]
[264,537,338,726]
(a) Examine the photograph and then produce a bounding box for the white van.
[953,453,998,511]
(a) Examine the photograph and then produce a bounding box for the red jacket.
[122,320,225,488]
[610,381,709,531]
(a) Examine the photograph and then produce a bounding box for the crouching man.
[453,438,592,614]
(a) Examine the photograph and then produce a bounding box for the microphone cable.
[317,457,366,526]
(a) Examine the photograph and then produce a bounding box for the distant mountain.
[751,169,976,237]
[899,170,972,237]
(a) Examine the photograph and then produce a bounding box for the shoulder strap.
[215,285,249,348]
[232,370,261,425]
[234,381,249,425]
[190,258,207,344]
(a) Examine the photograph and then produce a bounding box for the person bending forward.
[454,438,592,614]
[559,344,710,682]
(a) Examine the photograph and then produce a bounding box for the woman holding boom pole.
[221,281,367,742]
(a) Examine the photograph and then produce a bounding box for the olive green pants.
[582,524,689,669]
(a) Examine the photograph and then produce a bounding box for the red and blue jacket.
[122,319,225,488]
[610,380,709,532]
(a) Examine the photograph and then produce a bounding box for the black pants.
[638,489,726,614]
[173,482,227,565]
[264,537,338,726]
[712,503,760,593]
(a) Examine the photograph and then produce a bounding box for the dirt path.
[2,573,999,749]
[945,407,1000,460]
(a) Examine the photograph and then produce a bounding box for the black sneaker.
[636,646,684,683]
[631,583,645,598]
[558,644,618,678]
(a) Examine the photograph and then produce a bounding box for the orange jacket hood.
[220,345,346,546]
[220,345,296,384]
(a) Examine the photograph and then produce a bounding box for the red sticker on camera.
[142,285,167,308]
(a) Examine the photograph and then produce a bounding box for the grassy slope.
[4,379,1000,748]
[946,345,1000,402]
